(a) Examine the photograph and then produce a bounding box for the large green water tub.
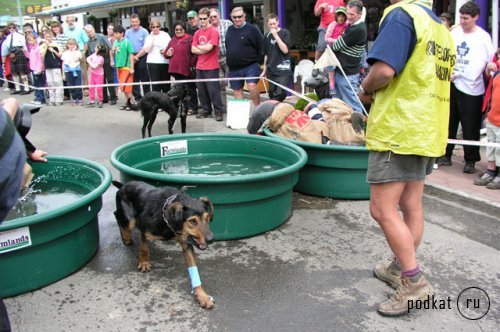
[0,156,111,298]
[264,129,369,199]
[110,133,307,240]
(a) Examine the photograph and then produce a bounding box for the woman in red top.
[164,21,198,114]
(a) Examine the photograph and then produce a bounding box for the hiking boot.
[378,274,434,316]
[474,172,496,186]
[373,258,401,289]
[196,111,213,119]
[463,161,475,174]
[486,176,500,190]
[215,112,223,122]
[436,156,452,166]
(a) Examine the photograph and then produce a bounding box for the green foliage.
[295,93,319,111]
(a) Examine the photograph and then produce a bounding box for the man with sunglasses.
[225,7,264,107]
[209,8,232,112]
[1,23,30,95]
[192,7,224,121]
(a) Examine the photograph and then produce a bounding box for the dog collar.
[162,194,181,235]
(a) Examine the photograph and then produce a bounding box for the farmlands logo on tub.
[0,226,32,254]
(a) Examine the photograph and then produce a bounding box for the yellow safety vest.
[366,3,456,156]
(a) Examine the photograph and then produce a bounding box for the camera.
[13,104,41,138]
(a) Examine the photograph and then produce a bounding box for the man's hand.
[28,149,48,162]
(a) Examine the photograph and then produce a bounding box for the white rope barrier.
[1,76,498,148]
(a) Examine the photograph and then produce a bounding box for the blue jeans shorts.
[228,63,260,90]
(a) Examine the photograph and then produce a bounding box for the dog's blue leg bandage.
[188,266,202,289]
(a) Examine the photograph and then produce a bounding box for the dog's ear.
[164,202,185,227]
[199,197,214,221]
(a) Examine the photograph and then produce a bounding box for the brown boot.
[378,274,434,316]
[373,258,401,289]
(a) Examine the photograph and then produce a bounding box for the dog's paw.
[194,288,214,309]
[137,261,151,272]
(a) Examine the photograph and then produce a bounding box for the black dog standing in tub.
[112,180,216,309]
[140,84,189,138]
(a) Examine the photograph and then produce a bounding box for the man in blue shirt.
[125,14,151,102]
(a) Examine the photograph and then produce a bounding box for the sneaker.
[215,112,223,122]
[3,87,9,91]
[56,102,64,106]
[87,101,95,107]
[463,161,475,174]
[486,176,500,190]
[109,100,117,105]
[78,100,84,106]
[378,274,434,316]
[436,156,452,166]
[31,100,42,105]
[373,258,401,289]
[46,102,52,106]
[98,102,103,108]
[196,111,213,119]
[474,172,496,186]
[71,100,76,106]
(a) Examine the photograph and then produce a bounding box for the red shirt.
[165,34,193,77]
[315,0,346,28]
[487,72,500,126]
[192,26,219,71]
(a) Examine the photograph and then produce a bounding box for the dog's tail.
[112,180,124,189]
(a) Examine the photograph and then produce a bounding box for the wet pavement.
[1,90,499,331]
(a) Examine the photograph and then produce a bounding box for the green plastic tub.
[110,133,307,240]
[0,156,111,298]
[264,129,369,199]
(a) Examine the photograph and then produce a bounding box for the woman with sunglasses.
[164,21,198,115]
[135,19,171,93]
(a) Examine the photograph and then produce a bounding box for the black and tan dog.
[112,180,215,309]
[140,84,189,138]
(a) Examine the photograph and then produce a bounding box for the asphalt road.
[2,91,499,331]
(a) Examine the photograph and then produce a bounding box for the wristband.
[359,84,372,96]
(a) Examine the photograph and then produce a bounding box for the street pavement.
[2,90,499,332]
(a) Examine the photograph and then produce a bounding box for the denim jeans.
[334,71,363,114]
[65,70,83,101]
[32,72,46,103]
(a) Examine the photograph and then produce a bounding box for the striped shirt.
[330,20,366,75]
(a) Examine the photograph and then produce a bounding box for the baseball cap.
[187,10,197,18]
[335,6,347,15]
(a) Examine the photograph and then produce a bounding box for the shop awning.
[31,0,174,17]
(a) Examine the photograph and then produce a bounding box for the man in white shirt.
[437,1,495,173]
[1,23,30,95]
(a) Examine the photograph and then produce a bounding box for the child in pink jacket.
[27,35,46,105]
